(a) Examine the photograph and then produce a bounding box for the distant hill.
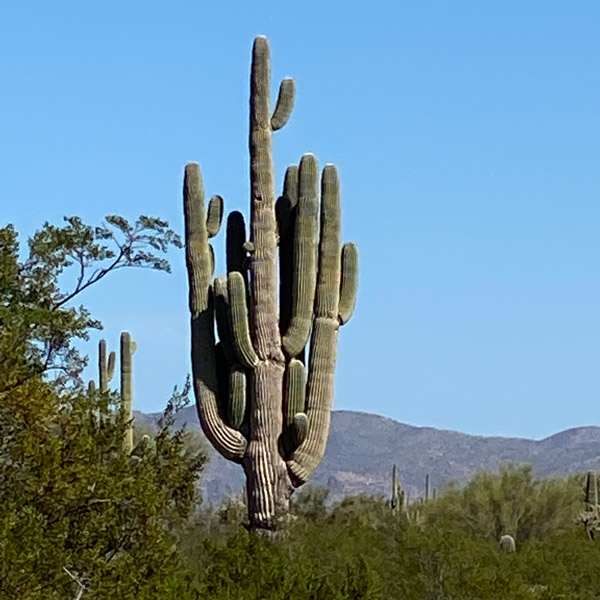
[135,407,600,505]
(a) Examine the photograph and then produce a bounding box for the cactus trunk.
[184,36,358,531]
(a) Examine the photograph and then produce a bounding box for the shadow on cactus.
[184,36,358,532]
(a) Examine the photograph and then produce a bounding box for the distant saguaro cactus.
[581,470,600,540]
[184,36,358,531]
[391,464,405,511]
[88,333,136,454]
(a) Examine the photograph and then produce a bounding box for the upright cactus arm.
[184,162,247,462]
[281,154,319,358]
[228,272,259,368]
[338,243,359,325]
[98,339,116,393]
[287,165,347,484]
[206,195,224,238]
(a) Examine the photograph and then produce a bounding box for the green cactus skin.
[585,470,598,506]
[98,339,116,393]
[120,332,136,454]
[281,154,318,358]
[206,195,224,238]
[425,473,430,502]
[184,36,358,531]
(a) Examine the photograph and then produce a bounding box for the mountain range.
[136,407,600,505]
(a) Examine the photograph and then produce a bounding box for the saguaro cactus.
[184,36,358,531]
[120,332,136,454]
[391,464,405,511]
[87,334,136,453]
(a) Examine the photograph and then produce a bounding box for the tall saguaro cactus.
[120,332,136,454]
[87,334,136,454]
[184,36,358,531]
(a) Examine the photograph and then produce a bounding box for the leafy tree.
[0,216,205,599]
[424,463,582,543]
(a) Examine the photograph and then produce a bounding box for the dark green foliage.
[173,475,600,600]
[0,217,202,599]
[424,463,582,542]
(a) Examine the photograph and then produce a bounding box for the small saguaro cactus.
[87,333,136,454]
[425,473,431,502]
[184,36,358,532]
[581,470,600,540]
[120,332,137,454]
[391,464,405,511]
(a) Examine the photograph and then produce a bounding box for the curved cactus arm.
[184,162,247,462]
[270,77,295,131]
[228,272,259,368]
[282,154,319,358]
[338,243,358,325]
[228,367,247,429]
[206,194,224,238]
[98,339,115,393]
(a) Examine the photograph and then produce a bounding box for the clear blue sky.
[2,1,599,439]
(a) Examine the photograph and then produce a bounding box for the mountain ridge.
[135,407,600,504]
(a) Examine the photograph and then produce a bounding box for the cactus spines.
[184,36,357,531]
[500,534,516,552]
[338,243,359,325]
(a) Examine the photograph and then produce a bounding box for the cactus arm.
[278,165,299,336]
[98,339,115,393]
[338,243,358,325]
[226,211,248,274]
[213,276,238,366]
[249,36,284,361]
[270,78,295,131]
[228,368,246,429]
[206,195,224,238]
[287,165,343,484]
[284,358,307,426]
[228,272,260,368]
[282,154,319,357]
[184,162,247,462]
[276,166,299,242]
